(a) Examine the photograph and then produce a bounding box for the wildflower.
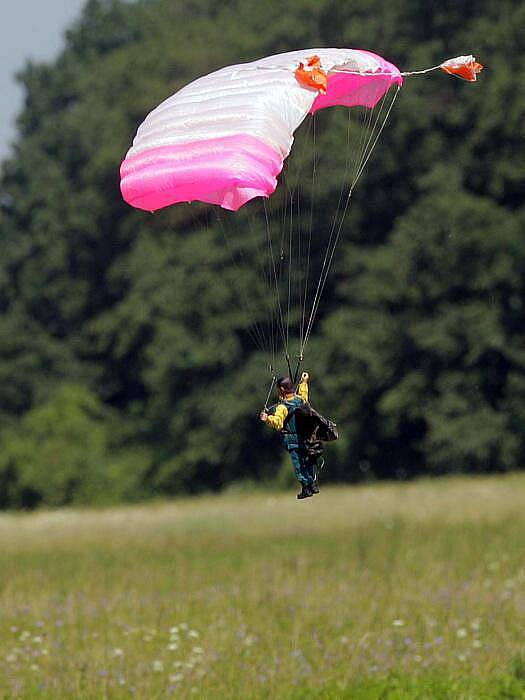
[414,655,422,662]
[180,623,188,631]
[168,643,178,651]
[32,636,43,644]
[169,673,184,683]
[153,660,164,672]
[458,653,467,662]
[456,628,467,639]
[170,627,179,635]
[472,639,483,649]
[340,636,349,645]
[188,630,199,639]
[112,648,124,658]
[392,619,404,627]
[30,664,39,671]
[470,619,481,631]
[192,647,204,655]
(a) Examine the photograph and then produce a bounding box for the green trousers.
[288,447,315,486]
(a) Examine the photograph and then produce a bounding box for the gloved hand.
[259,412,268,422]
[301,371,310,382]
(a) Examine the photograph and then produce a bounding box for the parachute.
[120,49,403,212]
[120,49,482,384]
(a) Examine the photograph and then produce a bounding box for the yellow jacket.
[266,379,309,432]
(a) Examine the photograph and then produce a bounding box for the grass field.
[1,474,525,699]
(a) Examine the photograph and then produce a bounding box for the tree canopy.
[0,0,523,506]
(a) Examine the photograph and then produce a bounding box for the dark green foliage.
[0,384,151,508]
[318,186,523,479]
[0,0,523,505]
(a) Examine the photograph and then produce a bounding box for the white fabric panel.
[126,48,393,160]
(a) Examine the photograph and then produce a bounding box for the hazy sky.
[1,0,87,161]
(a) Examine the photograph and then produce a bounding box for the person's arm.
[261,403,289,431]
[297,371,309,402]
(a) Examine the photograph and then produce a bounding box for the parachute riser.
[262,373,277,412]
[261,354,303,411]
[292,355,304,387]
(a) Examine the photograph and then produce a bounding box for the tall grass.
[1,474,524,698]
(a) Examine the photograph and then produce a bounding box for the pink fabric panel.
[311,54,403,113]
[120,135,284,212]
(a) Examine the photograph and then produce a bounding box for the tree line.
[0,0,523,507]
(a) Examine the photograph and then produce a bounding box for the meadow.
[1,474,524,699]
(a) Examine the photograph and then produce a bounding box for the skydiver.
[259,372,320,499]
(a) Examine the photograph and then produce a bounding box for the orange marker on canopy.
[295,55,328,94]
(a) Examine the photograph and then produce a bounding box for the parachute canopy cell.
[120,49,402,213]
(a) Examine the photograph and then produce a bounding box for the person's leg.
[288,448,309,486]
[297,448,315,486]
[301,449,320,494]
[288,448,313,499]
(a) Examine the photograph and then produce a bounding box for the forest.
[0,0,523,507]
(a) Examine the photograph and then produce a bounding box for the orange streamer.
[441,58,484,82]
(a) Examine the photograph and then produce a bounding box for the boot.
[297,484,313,499]
[310,482,320,495]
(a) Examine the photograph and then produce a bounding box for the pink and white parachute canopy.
[120,48,403,212]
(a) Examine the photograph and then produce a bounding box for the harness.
[281,395,305,448]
